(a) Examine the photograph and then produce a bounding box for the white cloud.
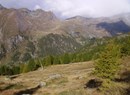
[43,0,130,18]
[34,5,41,10]
[0,0,130,18]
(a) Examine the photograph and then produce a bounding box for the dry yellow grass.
[0,61,97,95]
[1,57,129,95]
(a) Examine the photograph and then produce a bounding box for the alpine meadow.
[0,0,130,95]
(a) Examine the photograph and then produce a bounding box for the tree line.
[0,35,130,75]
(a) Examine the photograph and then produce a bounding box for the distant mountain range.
[0,4,130,63]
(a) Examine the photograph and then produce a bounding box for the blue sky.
[0,0,130,18]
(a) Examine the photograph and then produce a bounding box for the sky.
[0,0,130,18]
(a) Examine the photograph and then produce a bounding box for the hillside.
[0,1,130,95]
[0,61,94,95]
[0,57,130,95]
[0,4,130,63]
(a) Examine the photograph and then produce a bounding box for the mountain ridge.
[0,4,130,63]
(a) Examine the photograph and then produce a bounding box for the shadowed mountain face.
[97,21,130,35]
[0,4,5,10]
[0,4,130,63]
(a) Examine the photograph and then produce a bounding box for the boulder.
[38,82,47,87]
[48,74,62,80]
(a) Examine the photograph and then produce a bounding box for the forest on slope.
[0,33,130,75]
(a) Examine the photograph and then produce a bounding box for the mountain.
[0,4,130,63]
[63,14,130,38]
[0,4,5,10]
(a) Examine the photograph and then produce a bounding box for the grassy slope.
[0,61,96,95]
[0,56,130,95]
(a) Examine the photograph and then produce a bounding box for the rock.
[4,76,11,81]
[38,82,47,87]
[79,76,83,79]
[48,74,62,80]
[78,76,84,79]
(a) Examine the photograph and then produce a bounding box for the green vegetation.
[26,41,36,55]
[0,34,130,76]
[94,40,121,80]
[11,51,21,62]
[38,34,81,57]
[92,36,130,93]
[22,53,32,62]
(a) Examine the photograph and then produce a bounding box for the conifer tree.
[53,56,60,64]
[61,53,70,64]
[121,36,130,56]
[27,59,36,71]
[45,55,54,66]
[94,40,121,80]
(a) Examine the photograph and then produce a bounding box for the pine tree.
[121,36,130,56]
[21,63,28,73]
[35,58,44,70]
[45,55,54,66]
[27,59,37,71]
[94,40,121,80]
[53,56,60,65]
[61,53,70,64]
[12,65,20,74]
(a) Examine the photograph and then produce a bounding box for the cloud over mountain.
[0,0,130,18]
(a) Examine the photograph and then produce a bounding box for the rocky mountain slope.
[0,4,130,63]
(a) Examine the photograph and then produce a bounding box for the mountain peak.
[66,16,90,21]
[19,8,31,12]
[0,4,5,9]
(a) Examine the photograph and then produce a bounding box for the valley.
[0,3,130,95]
[0,4,130,64]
